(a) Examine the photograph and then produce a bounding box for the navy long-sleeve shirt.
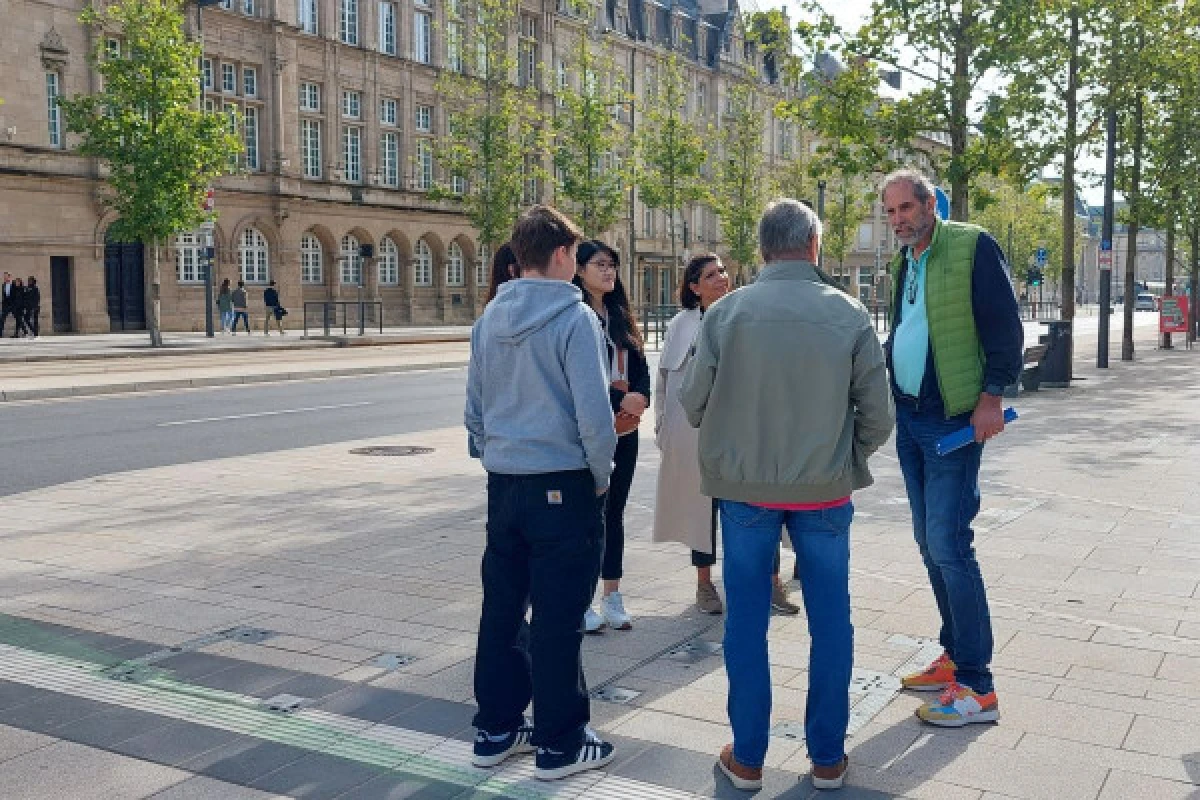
[885,231,1024,420]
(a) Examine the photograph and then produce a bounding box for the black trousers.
[24,307,38,337]
[691,498,781,574]
[473,469,604,753]
[601,431,638,581]
[0,307,23,337]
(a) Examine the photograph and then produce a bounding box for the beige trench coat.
[652,309,715,554]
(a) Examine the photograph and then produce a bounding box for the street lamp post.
[817,180,827,272]
[195,0,221,338]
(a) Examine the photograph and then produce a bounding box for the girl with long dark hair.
[573,240,649,632]
[485,243,518,304]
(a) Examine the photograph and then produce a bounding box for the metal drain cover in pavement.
[373,653,416,670]
[667,640,722,663]
[218,626,275,645]
[595,686,641,705]
[262,694,308,714]
[350,446,435,457]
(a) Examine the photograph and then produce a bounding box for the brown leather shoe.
[717,744,763,791]
[811,756,849,790]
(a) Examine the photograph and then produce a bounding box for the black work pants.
[473,469,605,753]
[600,431,638,581]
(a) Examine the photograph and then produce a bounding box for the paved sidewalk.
[0,318,1197,798]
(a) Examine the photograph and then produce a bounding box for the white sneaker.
[583,607,606,634]
[601,592,633,631]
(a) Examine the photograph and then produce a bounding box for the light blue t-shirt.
[892,244,932,397]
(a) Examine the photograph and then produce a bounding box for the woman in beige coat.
[653,255,799,615]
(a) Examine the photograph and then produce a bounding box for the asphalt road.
[0,367,470,497]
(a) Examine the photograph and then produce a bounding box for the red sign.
[1098,250,1113,269]
[1160,296,1188,333]
[202,188,215,213]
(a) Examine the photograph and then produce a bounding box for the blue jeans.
[231,310,250,332]
[220,310,234,330]
[895,403,994,694]
[719,500,854,769]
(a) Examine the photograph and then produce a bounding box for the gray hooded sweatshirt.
[465,278,617,490]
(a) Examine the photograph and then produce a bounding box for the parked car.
[1135,293,1157,311]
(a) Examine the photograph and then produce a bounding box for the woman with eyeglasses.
[574,240,649,633]
[653,254,800,616]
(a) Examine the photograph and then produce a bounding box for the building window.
[379,1,396,55]
[243,0,254,14]
[414,104,432,133]
[378,236,399,285]
[243,106,259,170]
[239,227,269,284]
[219,0,231,9]
[696,80,706,114]
[446,242,465,286]
[106,38,121,59]
[301,233,323,283]
[643,205,655,236]
[415,139,433,190]
[451,175,466,195]
[380,131,398,186]
[298,0,318,33]
[414,238,432,285]
[522,157,539,205]
[414,10,432,64]
[301,119,321,178]
[447,22,464,73]
[175,231,204,283]
[518,16,537,87]
[340,0,358,45]
[340,234,363,284]
[556,59,567,107]
[243,67,257,98]
[300,82,320,111]
[46,72,62,148]
[202,58,213,90]
[342,90,361,119]
[476,244,488,286]
[857,223,874,251]
[343,126,362,182]
[380,98,397,126]
[221,63,236,93]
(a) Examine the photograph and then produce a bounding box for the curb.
[0,333,471,364]
[0,360,470,402]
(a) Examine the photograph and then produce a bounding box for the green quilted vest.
[890,220,984,418]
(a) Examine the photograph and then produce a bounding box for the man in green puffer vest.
[881,170,1023,729]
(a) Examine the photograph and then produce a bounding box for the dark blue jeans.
[473,469,605,753]
[719,500,854,769]
[895,403,994,694]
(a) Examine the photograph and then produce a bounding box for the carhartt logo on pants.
[547,491,563,505]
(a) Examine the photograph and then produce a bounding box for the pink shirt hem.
[753,497,851,512]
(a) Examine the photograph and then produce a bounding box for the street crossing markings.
[156,401,373,426]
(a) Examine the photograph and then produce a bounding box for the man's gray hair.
[758,198,823,262]
[881,169,937,204]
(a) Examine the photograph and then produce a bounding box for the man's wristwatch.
[984,384,1006,398]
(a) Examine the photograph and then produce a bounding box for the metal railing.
[637,304,679,351]
[303,301,384,336]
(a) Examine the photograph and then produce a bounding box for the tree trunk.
[1060,5,1079,322]
[1163,196,1177,349]
[1191,219,1199,342]
[1121,88,1144,361]
[949,15,971,222]
[147,238,163,347]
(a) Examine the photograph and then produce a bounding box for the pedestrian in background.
[216,279,234,333]
[263,279,286,335]
[0,273,16,337]
[574,240,649,634]
[230,280,250,334]
[9,278,29,338]
[23,277,40,339]
[653,254,798,616]
[485,242,518,304]
[881,169,1022,727]
[681,198,893,791]
[465,205,617,781]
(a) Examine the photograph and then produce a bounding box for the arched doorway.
[103,233,145,331]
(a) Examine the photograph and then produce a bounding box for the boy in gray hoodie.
[465,205,618,781]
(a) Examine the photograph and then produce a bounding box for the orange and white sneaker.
[901,652,956,692]
[916,682,999,727]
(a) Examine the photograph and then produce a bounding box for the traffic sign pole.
[201,189,215,338]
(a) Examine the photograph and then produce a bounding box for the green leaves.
[710,79,766,275]
[59,0,241,245]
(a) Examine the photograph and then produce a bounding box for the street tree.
[857,0,1039,221]
[971,178,1069,300]
[552,27,628,237]
[432,0,543,257]
[636,49,707,280]
[59,0,240,347]
[709,78,767,282]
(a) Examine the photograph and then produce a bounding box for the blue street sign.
[934,187,950,220]
[1036,247,1048,266]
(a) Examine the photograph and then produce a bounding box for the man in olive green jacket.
[679,198,893,792]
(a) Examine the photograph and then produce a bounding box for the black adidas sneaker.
[534,727,615,781]
[472,721,534,768]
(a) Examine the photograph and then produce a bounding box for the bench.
[1006,344,1048,396]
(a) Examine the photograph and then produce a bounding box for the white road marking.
[157,401,373,427]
